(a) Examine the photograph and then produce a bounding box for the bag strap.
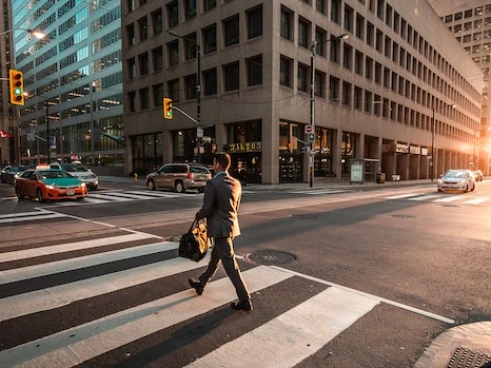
[188,218,202,232]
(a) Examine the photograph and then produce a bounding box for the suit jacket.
[195,172,241,238]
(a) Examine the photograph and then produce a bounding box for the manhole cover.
[245,251,296,265]
[447,347,491,368]
[439,204,459,208]
[391,214,415,219]
[290,214,318,219]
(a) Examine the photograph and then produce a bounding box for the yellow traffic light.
[9,69,24,106]
[163,97,173,119]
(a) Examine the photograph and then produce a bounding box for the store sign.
[227,141,262,153]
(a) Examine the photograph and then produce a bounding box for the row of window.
[126,55,262,112]
[443,5,491,23]
[126,4,262,48]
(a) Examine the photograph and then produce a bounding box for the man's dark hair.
[215,153,231,170]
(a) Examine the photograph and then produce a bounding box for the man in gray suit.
[188,153,253,311]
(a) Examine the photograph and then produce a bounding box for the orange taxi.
[15,166,87,202]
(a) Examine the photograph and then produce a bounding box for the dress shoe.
[188,278,204,296]
[231,300,253,311]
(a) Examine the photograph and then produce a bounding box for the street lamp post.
[309,33,348,188]
[46,99,51,163]
[169,31,202,163]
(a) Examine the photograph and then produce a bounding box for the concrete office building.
[0,0,15,165]
[12,0,124,167]
[122,0,482,184]
[429,0,491,175]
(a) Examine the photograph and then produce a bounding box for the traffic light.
[163,97,173,119]
[9,69,24,106]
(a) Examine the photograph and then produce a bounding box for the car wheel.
[464,184,469,193]
[37,189,46,202]
[174,180,185,193]
[147,179,156,191]
[15,186,24,200]
[77,197,85,201]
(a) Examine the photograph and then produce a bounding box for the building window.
[128,0,135,12]
[152,46,163,71]
[365,56,373,80]
[139,16,148,40]
[281,6,293,40]
[204,0,216,11]
[247,55,262,86]
[355,51,363,75]
[168,79,180,102]
[343,43,352,70]
[224,61,240,91]
[342,82,351,106]
[315,71,325,97]
[168,40,179,65]
[185,74,197,100]
[298,64,308,92]
[140,88,149,110]
[185,32,197,60]
[203,24,217,54]
[185,0,196,20]
[354,86,362,110]
[167,1,178,28]
[344,5,353,32]
[152,9,162,35]
[127,24,135,46]
[356,14,364,40]
[280,56,292,87]
[203,68,217,95]
[127,58,136,79]
[315,27,327,56]
[138,52,149,75]
[330,38,341,63]
[366,22,374,46]
[224,15,240,46]
[128,91,136,112]
[247,5,263,39]
[298,18,310,48]
[329,76,340,102]
[331,0,341,24]
[316,0,326,14]
[153,84,163,107]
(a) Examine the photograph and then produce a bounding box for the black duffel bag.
[178,219,210,262]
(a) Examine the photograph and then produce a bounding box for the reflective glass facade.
[13,0,124,166]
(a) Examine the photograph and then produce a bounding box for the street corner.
[414,321,491,368]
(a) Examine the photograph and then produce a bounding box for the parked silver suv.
[145,163,211,193]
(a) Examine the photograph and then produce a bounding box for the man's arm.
[195,180,216,220]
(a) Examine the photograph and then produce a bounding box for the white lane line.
[78,197,108,204]
[0,213,65,224]
[409,194,441,201]
[0,211,57,219]
[385,193,423,199]
[185,287,379,368]
[434,195,463,202]
[0,233,156,263]
[0,252,212,323]
[463,197,490,205]
[85,193,131,202]
[1,266,291,368]
[289,190,348,195]
[269,266,455,324]
[97,192,156,200]
[0,242,178,285]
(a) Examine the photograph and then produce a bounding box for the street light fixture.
[309,33,348,188]
[169,30,202,163]
[0,28,45,39]
[431,102,457,182]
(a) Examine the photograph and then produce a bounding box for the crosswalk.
[0,230,453,367]
[384,192,491,205]
[288,189,356,195]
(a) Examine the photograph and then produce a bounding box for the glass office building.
[12,0,124,167]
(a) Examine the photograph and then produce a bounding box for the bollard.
[134,173,138,183]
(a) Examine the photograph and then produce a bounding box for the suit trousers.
[198,237,251,302]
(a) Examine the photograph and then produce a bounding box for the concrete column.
[356,133,365,158]
[262,117,279,184]
[333,129,343,180]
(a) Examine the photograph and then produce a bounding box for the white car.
[50,162,98,190]
[437,170,475,193]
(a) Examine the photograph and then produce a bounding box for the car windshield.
[444,171,467,179]
[62,165,89,172]
[38,170,73,179]
[191,166,210,174]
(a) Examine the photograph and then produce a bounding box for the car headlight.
[437,179,442,184]
[45,184,56,189]
[80,183,86,188]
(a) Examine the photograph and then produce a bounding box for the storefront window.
[341,131,356,175]
[132,132,163,174]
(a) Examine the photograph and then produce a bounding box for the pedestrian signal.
[9,69,24,106]
[163,98,173,119]
[308,133,315,143]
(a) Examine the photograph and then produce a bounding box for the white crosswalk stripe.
[0,210,66,224]
[384,193,491,205]
[289,189,354,195]
[0,232,451,368]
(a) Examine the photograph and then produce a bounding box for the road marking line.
[463,197,490,205]
[409,194,441,201]
[385,193,424,199]
[0,266,291,368]
[0,242,178,285]
[0,213,65,224]
[185,287,379,368]
[0,233,155,263]
[85,193,131,202]
[434,195,463,202]
[269,265,455,324]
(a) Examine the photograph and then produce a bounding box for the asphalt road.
[0,179,490,367]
